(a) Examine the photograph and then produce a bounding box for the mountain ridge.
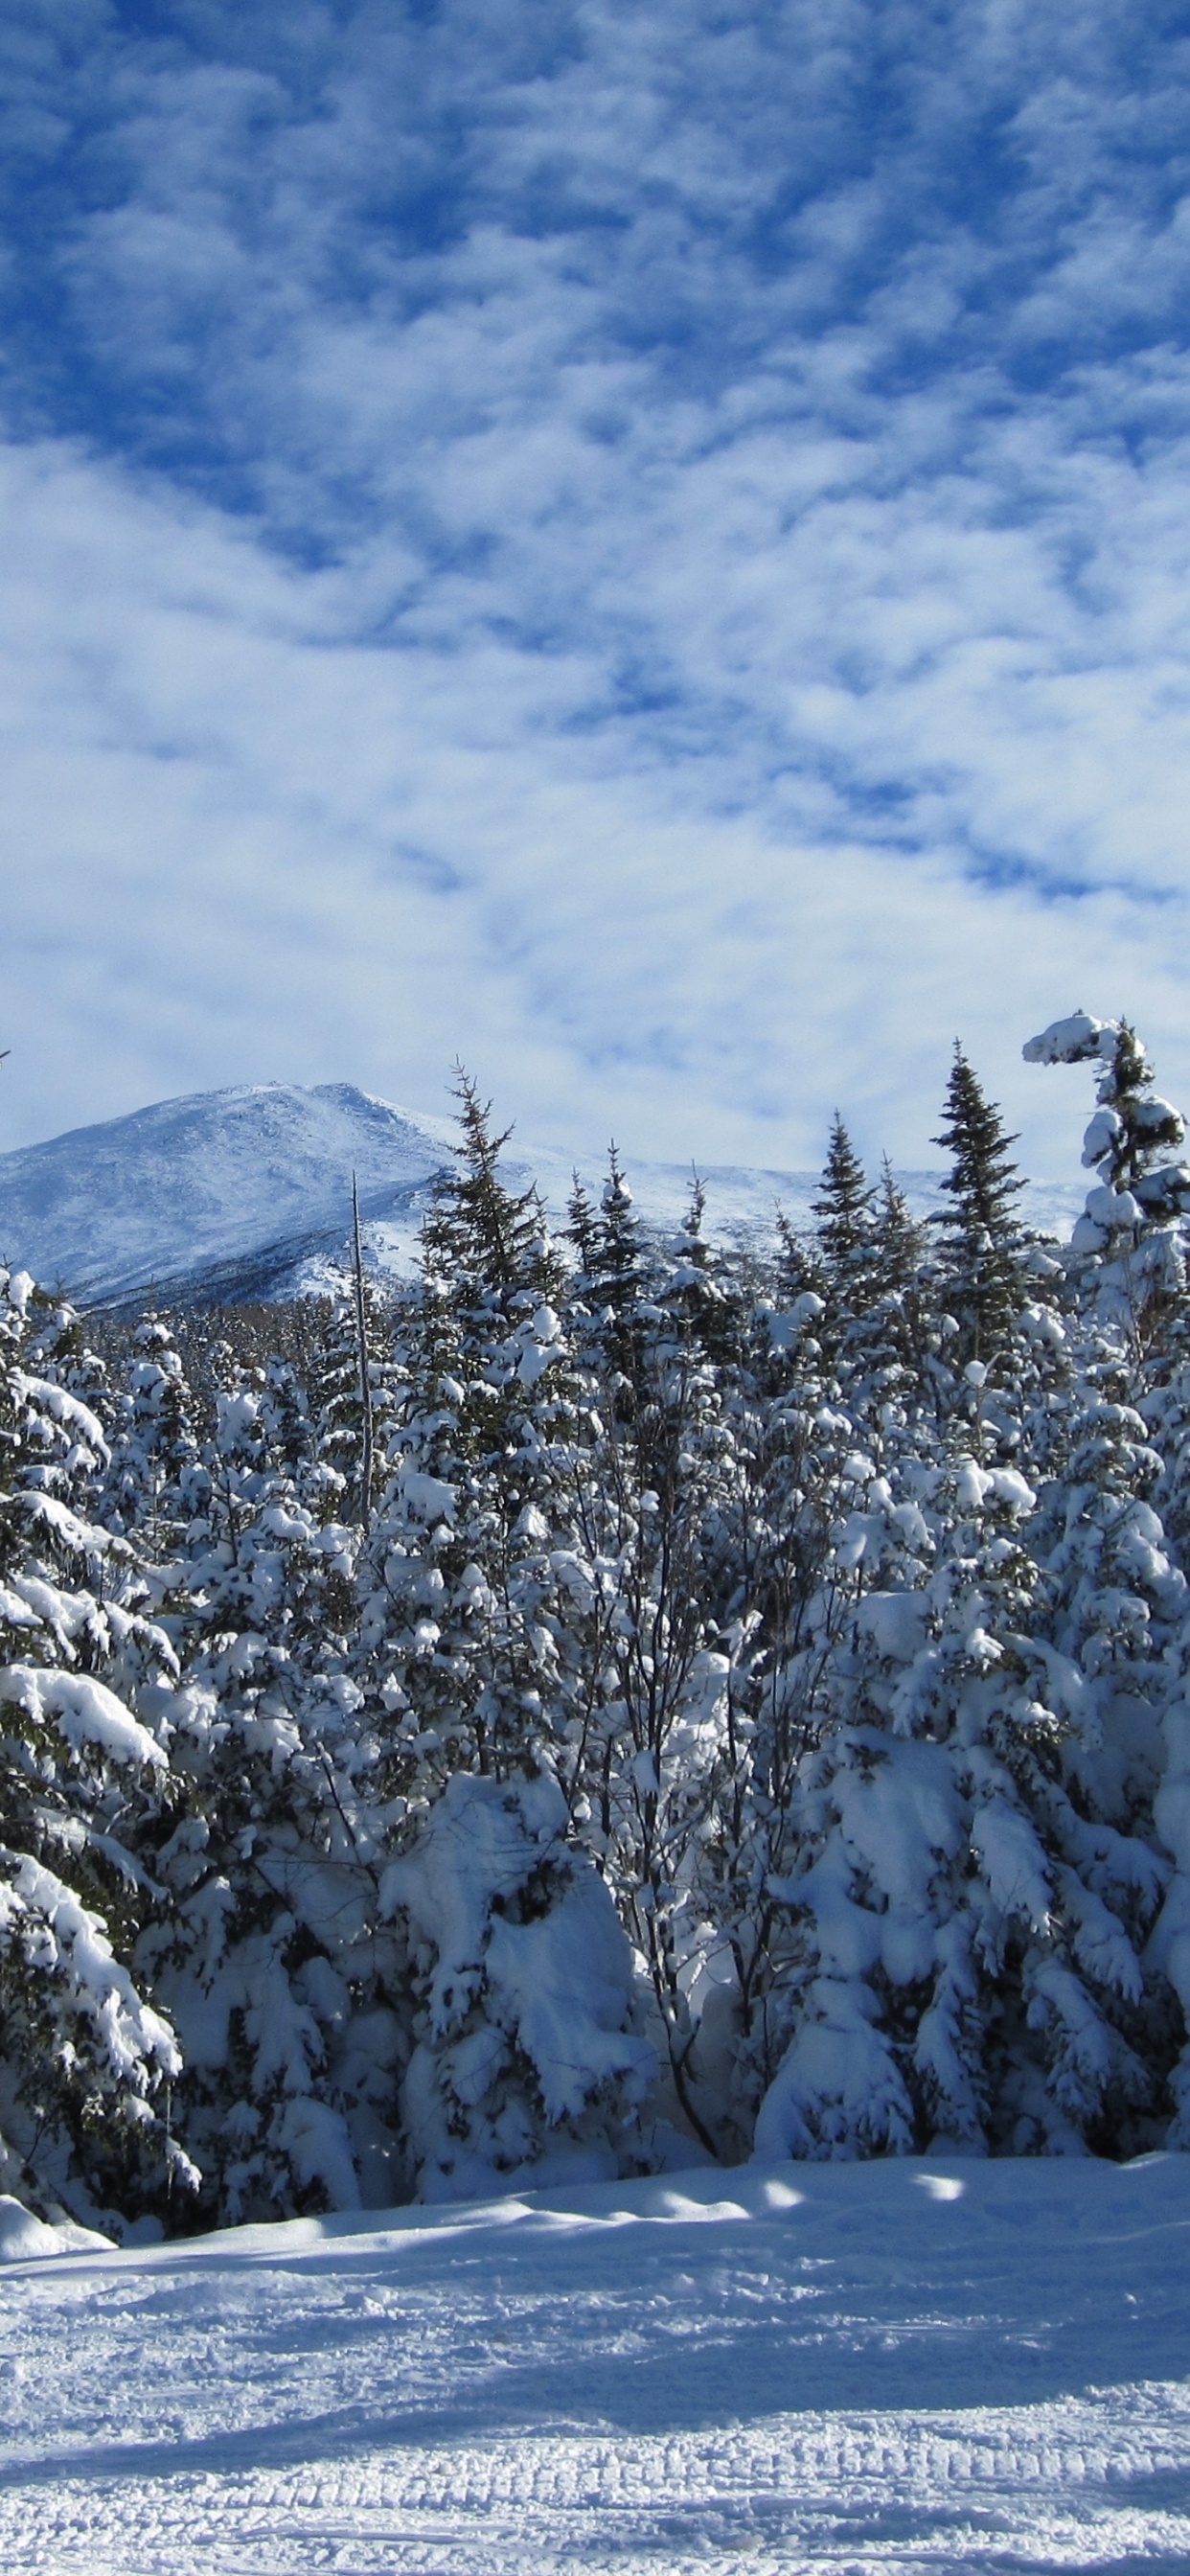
[0,1081,1085,1313]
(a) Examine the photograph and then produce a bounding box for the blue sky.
[3,0,1190,1178]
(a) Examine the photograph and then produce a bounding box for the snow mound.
[0,2196,113,2262]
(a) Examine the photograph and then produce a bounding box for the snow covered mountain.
[0,1084,456,1310]
[0,1081,1086,1312]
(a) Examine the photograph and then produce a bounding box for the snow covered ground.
[2,2153,1189,2574]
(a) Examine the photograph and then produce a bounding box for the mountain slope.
[0,1084,451,1308]
[0,1082,1085,1311]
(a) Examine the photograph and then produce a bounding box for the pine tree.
[136,1330,412,2226]
[565,1171,601,1278]
[0,1272,192,2227]
[552,1341,740,2159]
[752,1432,1168,2162]
[309,1276,400,1531]
[586,1145,650,1391]
[813,1117,875,1283]
[366,1077,579,1788]
[932,1047,1024,1367]
[1024,1010,1190,1338]
[100,1317,203,1552]
[766,1214,829,1401]
[422,1069,557,1306]
[869,1160,932,1378]
[661,1172,746,1371]
[774,1208,826,1312]
[379,1770,655,2201]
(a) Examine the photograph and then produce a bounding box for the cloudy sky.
[2,0,1189,1183]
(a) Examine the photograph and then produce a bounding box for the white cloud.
[0,0,1189,1195]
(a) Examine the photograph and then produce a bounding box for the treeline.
[4,1010,1190,2237]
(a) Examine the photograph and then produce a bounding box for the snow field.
[2,2153,1190,2572]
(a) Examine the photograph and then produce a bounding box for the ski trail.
[5,2397,1190,2572]
[3,2156,1190,2573]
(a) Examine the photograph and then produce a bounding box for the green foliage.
[933,1047,1025,1364]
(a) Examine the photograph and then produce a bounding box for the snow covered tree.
[423,1069,558,1307]
[0,1271,191,2228]
[1019,1015,1190,2144]
[309,1274,400,1530]
[380,1770,655,2200]
[752,1438,1169,2163]
[561,1367,741,2157]
[585,1146,651,1392]
[358,1076,584,1792]
[864,1158,934,1394]
[138,1635,412,2225]
[1024,1011,1190,1338]
[659,1174,747,1370]
[565,1171,601,1277]
[99,1317,204,1552]
[85,1313,407,2226]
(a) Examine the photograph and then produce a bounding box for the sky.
[2,0,1190,1183]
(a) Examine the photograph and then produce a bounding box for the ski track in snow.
[2,2155,1189,2573]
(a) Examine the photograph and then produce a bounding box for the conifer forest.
[6,1008,1190,2241]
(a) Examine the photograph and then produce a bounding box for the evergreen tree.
[0,1273,191,2227]
[379,1770,655,2201]
[136,1336,411,2226]
[933,1048,1025,1366]
[565,1171,601,1278]
[753,1435,1168,2161]
[309,1276,400,1529]
[1025,1011,1190,1337]
[586,1145,650,1391]
[867,1159,933,1388]
[774,1208,827,1314]
[813,1117,875,1284]
[423,1069,557,1306]
[100,1317,204,1552]
[660,1173,746,1371]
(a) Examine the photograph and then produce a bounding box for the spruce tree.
[813,1116,875,1280]
[0,1274,190,2227]
[1024,1011,1190,1338]
[100,1316,203,1552]
[309,1274,400,1529]
[587,1145,650,1391]
[422,1069,556,1305]
[865,1157,934,1392]
[138,1330,411,2226]
[933,1047,1024,1366]
[662,1173,745,1371]
[379,1770,656,2202]
[565,1171,601,1279]
[752,1430,1169,2161]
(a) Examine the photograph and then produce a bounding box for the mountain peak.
[0,1082,450,1308]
